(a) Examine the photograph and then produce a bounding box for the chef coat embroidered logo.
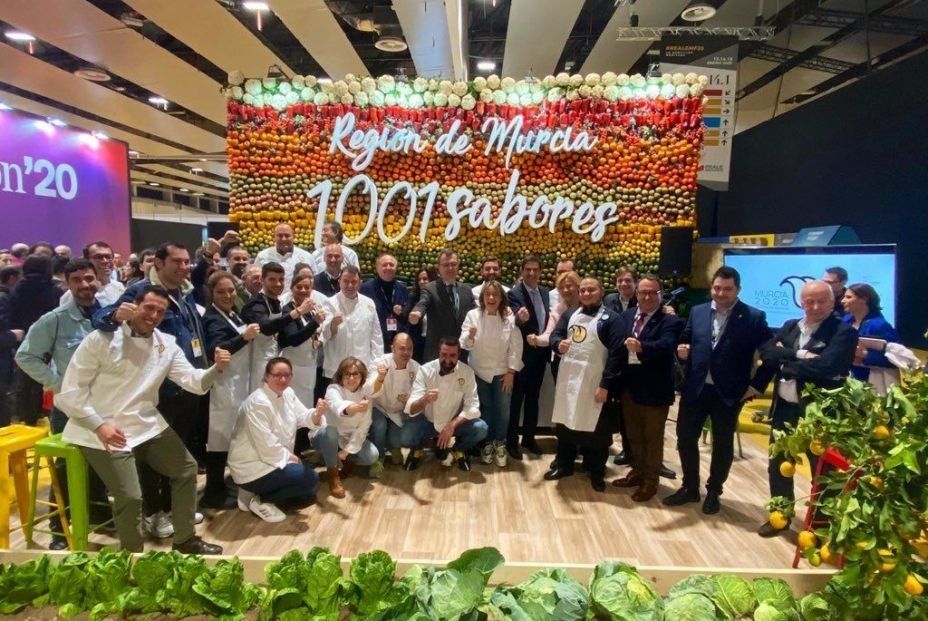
[457,377,465,386]
[570,325,588,343]
[409,371,416,380]
[156,344,165,354]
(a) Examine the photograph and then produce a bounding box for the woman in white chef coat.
[324,356,383,479]
[460,281,523,468]
[278,273,327,404]
[201,272,260,509]
[228,358,329,522]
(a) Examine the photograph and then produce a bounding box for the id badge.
[386,317,398,332]
[191,337,204,358]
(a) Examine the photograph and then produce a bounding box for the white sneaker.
[441,451,454,467]
[144,511,174,538]
[248,497,286,523]
[237,489,255,512]
[494,442,508,468]
[481,444,495,465]
[194,511,204,525]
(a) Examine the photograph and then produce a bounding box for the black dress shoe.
[199,491,237,511]
[548,458,558,471]
[659,464,677,479]
[544,467,574,481]
[702,491,721,515]
[456,455,471,472]
[467,446,481,458]
[507,444,524,461]
[173,536,223,555]
[434,448,448,461]
[49,536,69,551]
[404,451,423,471]
[591,479,606,493]
[612,451,630,466]
[662,487,701,506]
[521,440,543,455]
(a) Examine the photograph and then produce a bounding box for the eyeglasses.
[637,290,660,297]
[268,373,292,379]
[343,371,362,377]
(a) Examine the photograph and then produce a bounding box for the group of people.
[0,225,903,553]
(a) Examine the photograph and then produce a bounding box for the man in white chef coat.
[369,333,419,466]
[55,285,230,554]
[320,265,384,379]
[403,338,488,472]
[254,223,313,287]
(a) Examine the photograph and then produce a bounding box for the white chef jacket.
[254,246,314,287]
[227,384,326,484]
[460,309,524,383]
[325,376,378,454]
[320,292,383,377]
[370,354,420,426]
[307,244,360,276]
[55,323,217,451]
[405,360,481,432]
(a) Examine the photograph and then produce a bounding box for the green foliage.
[589,561,664,620]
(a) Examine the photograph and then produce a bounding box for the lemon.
[798,531,818,551]
[808,552,822,567]
[779,461,796,478]
[873,425,892,441]
[878,549,896,573]
[820,544,833,563]
[769,511,789,530]
[903,574,924,596]
[868,476,885,491]
[809,439,826,456]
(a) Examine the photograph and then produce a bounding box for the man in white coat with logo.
[544,277,626,492]
[370,333,420,466]
[320,265,384,380]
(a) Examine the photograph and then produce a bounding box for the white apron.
[552,308,607,432]
[281,314,319,407]
[249,298,281,392]
[208,309,253,452]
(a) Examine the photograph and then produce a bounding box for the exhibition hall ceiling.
[1,0,925,198]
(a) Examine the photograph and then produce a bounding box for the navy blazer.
[508,282,551,364]
[313,272,340,298]
[755,315,858,402]
[621,307,684,407]
[603,292,637,315]
[360,277,409,352]
[679,300,772,407]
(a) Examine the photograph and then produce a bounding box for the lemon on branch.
[769,511,789,530]
[779,461,796,478]
[903,575,924,596]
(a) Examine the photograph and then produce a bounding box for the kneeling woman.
[325,357,382,478]
[228,357,336,522]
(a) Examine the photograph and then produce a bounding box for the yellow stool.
[0,424,49,549]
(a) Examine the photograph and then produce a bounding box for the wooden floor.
[8,404,806,569]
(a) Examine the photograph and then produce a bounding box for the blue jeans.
[310,425,339,469]
[400,415,488,451]
[475,375,511,444]
[344,439,379,466]
[370,408,404,459]
[240,463,318,505]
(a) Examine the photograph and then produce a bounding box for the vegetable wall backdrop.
[225,71,706,284]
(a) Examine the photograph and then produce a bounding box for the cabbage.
[663,593,718,621]
[589,561,663,620]
[755,601,793,621]
[711,574,757,618]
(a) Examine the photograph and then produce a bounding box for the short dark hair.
[82,241,111,259]
[29,242,54,255]
[22,255,52,278]
[220,242,244,259]
[439,337,461,350]
[825,266,848,284]
[333,356,367,387]
[615,266,637,281]
[712,266,741,288]
[848,283,882,315]
[481,256,501,269]
[520,255,542,271]
[155,242,186,262]
[293,262,311,276]
[291,273,313,289]
[324,220,344,241]
[638,274,663,290]
[63,259,94,280]
[261,261,285,278]
[437,248,457,262]
[340,265,361,278]
[51,255,69,276]
[139,247,156,261]
[264,356,292,376]
[133,284,171,304]
[0,266,20,287]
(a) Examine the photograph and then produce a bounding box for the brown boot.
[327,467,345,499]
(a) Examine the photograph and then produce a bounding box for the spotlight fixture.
[4,30,35,42]
[191,167,203,173]
[243,1,270,30]
[74,66,112,82]
[128,150,140,157]
[49,118,67,127]
[149,182,161,187]
[148,96,169,109]
[0,102,12,111]
[681,1,717,22]
[374,34,408,53]
[92,131,109,140]
[180,188,190,192]
[477,60,496,72]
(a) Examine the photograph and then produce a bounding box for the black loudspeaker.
[657,227,694,276]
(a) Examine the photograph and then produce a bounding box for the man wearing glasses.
[408,249,475,362]
[59,241,125,307]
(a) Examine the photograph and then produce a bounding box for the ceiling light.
[149,182,160,186]
[681,1,717,22]
[92,131,109,140]
[0,103,12,111]
[477,60,496,72]
[35,120,55,134]
[148,96,169,109]
[191,167,203,173]
[242,1,269,10]
[180,188,190,192]
[4,31,35,42]
[120,12,145,28]
[74,67,112,82]
[128,150,140,157]
[49,118,67,127]
[374,34,408,53]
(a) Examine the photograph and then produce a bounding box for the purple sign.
[0,109,131,254]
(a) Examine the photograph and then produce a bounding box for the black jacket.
[620,307,685,407]
[550,304,627,394]
[413,280,475,362]
[603,292,637,315]
[313,272,341,298]
[277,301,322,350]
[240,293,297,336]
[0,275,63,331]
[202,306,251,362]
[507,282,551,365]
[360,277,409,353]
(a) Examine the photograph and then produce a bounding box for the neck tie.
[228,311,244,327]
[447,283,458,314]
[633,312,647,338]
[529,288,545,332]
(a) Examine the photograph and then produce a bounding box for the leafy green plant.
[589,561,663,620]
[0,555,52,613]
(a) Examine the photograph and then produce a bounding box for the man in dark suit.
[612,275,684,501]
[664,266,772,514]
[408,249,474,362]
[505,256,550,459]
[754,279,857,537]
[604,266,638,466]
[360,253,409,353]
[312,243,343,298]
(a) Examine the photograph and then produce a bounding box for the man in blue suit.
[360,253,409,353]
[664,266,772,515]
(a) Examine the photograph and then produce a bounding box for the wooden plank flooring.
[7,405,806,569]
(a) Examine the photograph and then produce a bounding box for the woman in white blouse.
[228,357,332,523]
[324,357,383,479]
[460,280,524,467]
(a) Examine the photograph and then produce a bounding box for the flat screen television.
[723,245,896,328]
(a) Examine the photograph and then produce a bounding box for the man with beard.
[223,244,252,311]
[308,220,360,276]
[544,277,626,492]
[313,244,345,298]
[254,223,313,287]
[60,241,125,307]
[471,257,509,298]
[360,253,409,353]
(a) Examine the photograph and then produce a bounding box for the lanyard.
[711,309,731,347]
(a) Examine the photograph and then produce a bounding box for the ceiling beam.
[270,0,368,78]
[393,0,455,78]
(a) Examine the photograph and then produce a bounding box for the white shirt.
[405,360,481,432]
[59,279,125,308]
[471,282,510,298]
[548,288,561,313]
[307,244,360,276]
[460,309,524,383]
[227,384,325,484]
[705,300,733,386]
[371,354,420,425]
[320,292,384,377]
[325,378,377,453]
[55,324,217,451]
[254,245,314,287]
